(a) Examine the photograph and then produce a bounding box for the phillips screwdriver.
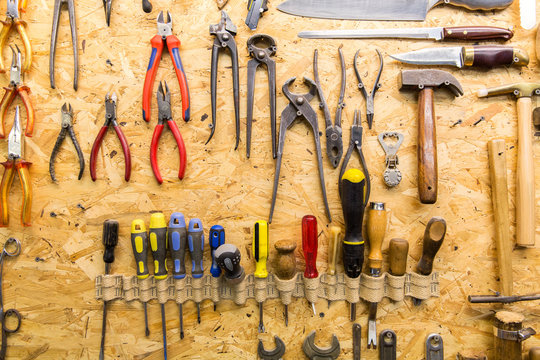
[389,238,409,277]
[327,226,341,308]
[167,212,187,340]
[366,202,387,349]
[302,215,318,316]
[340,168,369,321]
[209,225,225,311]
[130,219,151,337]
[274,240,296,326]
[253,220,269,333]
[149,212,168,360]
[99,219,119,360]
[188,218,204,323]
[215,244,246,284]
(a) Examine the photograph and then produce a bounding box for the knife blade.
[298,26,514,41]
[390,45,529,68]
[277,0,514,21]
[520,0,536,30]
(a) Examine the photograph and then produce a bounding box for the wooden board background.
[0,0,538,358]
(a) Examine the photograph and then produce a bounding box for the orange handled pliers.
[0,106,32,227]
[0,0,31,74]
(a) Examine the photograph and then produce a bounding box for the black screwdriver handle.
[102,219,119,269]
[215,244,245,284]
[131,219,149,279]
[168,212,187,279]
[149,212,168,280]
[188,219,204,278]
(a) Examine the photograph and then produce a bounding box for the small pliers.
[0,45,34,138]
[207,10,239,149]
[50,0,78,90]
[0,0,30,73]
[0,106,31,227]
[90,93,131,182]
[354,49,383,129]
[151,81,186,184]
[143,11,190,123]
[49,103,84,182]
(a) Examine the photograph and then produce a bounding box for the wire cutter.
[314,47,345,169]
[0,106,31,227]
[269,77,331,224]
[0,0,31,74]
[49,103,84,182]
[151,81,186,184]
[90,93,131,182]
[0,45,34,139]
[354,49,383,130]
[246,34,276,159]
[207,11,239,149]
[143,11,190,124]
[50,0,78,90]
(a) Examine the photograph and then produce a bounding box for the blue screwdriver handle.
[168,212,187,279]
[188,219,204,278]
[209,225,225,277]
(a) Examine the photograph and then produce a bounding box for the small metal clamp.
[378,132,404,187]
[494,327,536,342]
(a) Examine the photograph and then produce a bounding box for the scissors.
[0,238,21,360]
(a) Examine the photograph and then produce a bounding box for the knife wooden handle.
[445,0,514,10]
[462,46,529,68]
[417,88,437,204]
[443,26,513,41]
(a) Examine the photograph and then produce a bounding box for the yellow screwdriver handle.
[328,226,341,276]
[253,220,268,278]
[131,219,149,279]
[149,212,168,280]
[367,202,387,274]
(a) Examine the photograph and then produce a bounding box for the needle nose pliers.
[151,81,187,184]
[142,11,190,123]
[354,49,383,129]
[0,45,34,138]
[49,103,84,182]
[0,0,31,74]
[90,93,131,182]
[50,0,78,90]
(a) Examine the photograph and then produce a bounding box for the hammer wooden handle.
[418,88,438,204]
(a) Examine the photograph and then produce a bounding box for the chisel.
[167,212,187,339]
[130,219,150,337]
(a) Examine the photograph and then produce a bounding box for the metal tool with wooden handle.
[389,238,409,276]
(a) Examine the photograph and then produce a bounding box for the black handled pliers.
[354,49,383,129]
[208,10,239,149]
[49,103,84,182]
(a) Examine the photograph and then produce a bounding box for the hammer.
[478,83,540,248]
[399,70,463,204]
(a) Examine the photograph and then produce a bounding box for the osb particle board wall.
[0,0,538,358]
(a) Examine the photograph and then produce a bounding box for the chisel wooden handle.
[389,238,409,276]
[417,217,446,275]
[418,88,438,204]
[367,202,386,275]
[445,0,514,10]
[327,226,340,276]
[275,240,297,280]
[442,26,513,41]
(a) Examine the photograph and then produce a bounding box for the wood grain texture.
[417,87,438,204]
[494,311,524,360]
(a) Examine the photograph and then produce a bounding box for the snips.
[208,11,239,148]
[49,103,84,182]
[0,238,21,360]
[50,0,78,90]
[0,0,31,73]
[0,45,34,138]
[142,11,190,123]
[90,93,131,182]
[246,34,276,159]
[314,47,345,168]
[269,77,331,224]
[0,107,32,227]
[151,81,187,184]
[354,49,383,129]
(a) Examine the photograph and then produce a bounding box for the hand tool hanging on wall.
[142,11,190,123]
[426,334,444,360]
[208,11,239,148]
[269,77,331,223]
[388,238,408,277]
[493,311,536,360]
[103,0,112,26]
[0,107,31,227]
[378,132,403,188]
[50,0,78,90]
[90,93,131,182]
[277,0,514,21]
[302,215,318,315]
[215,244,245,284]
[49,103,84,182]
[0,238,21,360]
[340,168,368,321]
[298,26,515,41]
[399,70,463,204]
[313,48,344,168]
[520,0,536,29]
[0,0,30,73]
[391,45,529,69]
[0,45,34,138]
[327,226,340,308]
[353,323,361,360]
[477,83,540,247]
[253,220,268,332]
[151,81,187,184]
[379,330,397,360]
[245,0,268,30]
[188,218,204,323]
[168,212,186,339]
[354,49,383,130]
[99,220,119,360]
[258,336,286,360]
[130,220,151,337]
[303,331,341,360]
[209,225,224,311]
[246,34,277,159]
[469,293,540,304]
[274,240,296,326]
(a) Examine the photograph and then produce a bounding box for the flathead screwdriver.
[302,215,318,316]
[209,225,225,311]
[150,212,168,360]
[168,212,187,340]
[253,220,269,333]
[100,219,119,360]
[188,218,204,323]
[130,219,150,337]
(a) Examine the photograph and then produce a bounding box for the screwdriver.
[302,215,318,316]
[209,225,225,311]
[274,240,296,326]
[389,238,409,277]
[188,218,204,323]
[215,244,246,284]
[327,226,341,308]
[253,220,269,333]
[130,219,150,337]
[366,202,387,349]
[149,212,168,360]
[99,219,119,360]
[340,168,369,321]
[167,212,186,340]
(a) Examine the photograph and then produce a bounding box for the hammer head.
[477,83,540,98]
[399,70,463,97]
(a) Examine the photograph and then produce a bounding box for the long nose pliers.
[142,11,190,123]
[354,49,383,129]
[0,0,31,74]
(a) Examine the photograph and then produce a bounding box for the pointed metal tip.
[180,331,184,339]
[157,10,164,23]
[165,10,172,23]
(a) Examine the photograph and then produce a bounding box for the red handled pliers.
[142,11,190,123]
[90,93,131,182]
[151,81,186,184]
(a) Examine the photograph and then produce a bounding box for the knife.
[298,26,514,41]
[390,45,529,68]
[278,0,514,21]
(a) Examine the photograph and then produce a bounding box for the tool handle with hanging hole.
[102,219,119,266]
[131,219,149,279]
[389,238,408,276]
[168,212,187,279]
[188,219,204,278]
[253,220,269,279]
[302,215,318,279]
[367,202,386,275]
[149,212,168,280]
[209,225,225,277]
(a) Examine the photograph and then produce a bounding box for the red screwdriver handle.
[142,35,164,122]
[302,215,318,279]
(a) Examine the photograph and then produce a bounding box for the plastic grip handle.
[112,125,131,182]
[0,88,16,138]
[168,212,187,279]
[131,219,149,279]
[168,120,187,180]
[102,220,119,265]
[150,124,165,184]
[0,21,11,73]
[149,213,168,280]
[166,36,190,122]
[302,215,318,279]
[89,126,108,181]
[142,35,163,122]
[252,221,269,279]
[0,161,15,227]
[188,218,204,278]
[14,19,32,73]
[209,225,225,277]
[18,87,34,137]
[16,160,31,226]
